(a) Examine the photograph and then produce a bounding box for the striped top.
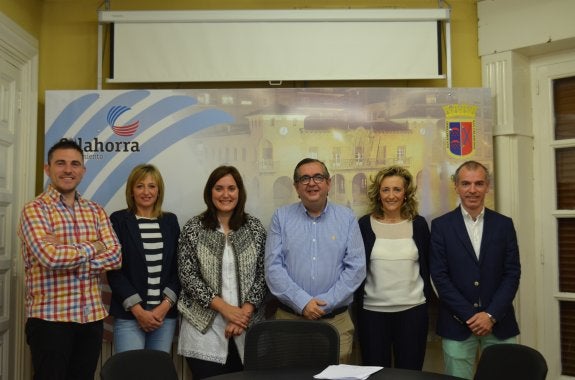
[136,217,164,306]
[17,184,122,323]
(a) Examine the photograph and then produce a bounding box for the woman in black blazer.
[107,164,180,353]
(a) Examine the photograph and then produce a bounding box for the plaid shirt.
[17,184,121,323]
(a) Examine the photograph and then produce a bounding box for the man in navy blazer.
[430,161,520,380]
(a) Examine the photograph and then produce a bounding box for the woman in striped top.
[107,164,181,353]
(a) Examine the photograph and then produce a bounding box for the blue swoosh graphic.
[45,92,101,150]
[45,91,234,203]
[79,94,200,178]
[45,90,152,188]
[46,91,151,149]
[89,108,234,206]
[107,105,132,126]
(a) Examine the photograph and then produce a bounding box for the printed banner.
[46,88,494,341]
[45,88,494,226]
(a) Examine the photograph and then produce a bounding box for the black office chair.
[474,343,548,380]
[243,319,340,370]
[100,349,178,380]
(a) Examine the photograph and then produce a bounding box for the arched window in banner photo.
[45,88,494,341]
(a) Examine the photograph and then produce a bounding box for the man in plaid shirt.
[18,138,121,380]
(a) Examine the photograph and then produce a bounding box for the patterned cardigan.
[177,214,267,333]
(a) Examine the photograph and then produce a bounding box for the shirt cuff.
[123,294,143,311]
[163,288,177,304]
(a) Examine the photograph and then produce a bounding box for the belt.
[278,303,348,319]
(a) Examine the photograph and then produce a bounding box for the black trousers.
[358,303,428,370]
[186,338,243,380]
[25,318,103,380]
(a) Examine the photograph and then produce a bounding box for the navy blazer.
[107,209,181,319]
[429,207,521,340]
[354,214,432,310]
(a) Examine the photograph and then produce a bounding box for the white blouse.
[363,217,425,313]
[178,229,245,364]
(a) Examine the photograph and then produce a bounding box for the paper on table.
[313,364,383,380]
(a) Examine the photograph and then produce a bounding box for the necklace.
[375,215,403,224]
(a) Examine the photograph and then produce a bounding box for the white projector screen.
[102,9,448,83]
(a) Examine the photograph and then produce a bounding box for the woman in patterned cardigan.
[177,166,267,380]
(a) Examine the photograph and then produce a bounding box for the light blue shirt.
[265,201,366,314]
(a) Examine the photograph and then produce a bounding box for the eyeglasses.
[297,174,327,185]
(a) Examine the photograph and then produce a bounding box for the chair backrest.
[474,343,548,380]
[100,349,178,380]
[243,319,340,370]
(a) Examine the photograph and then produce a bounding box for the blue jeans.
[113,318,177,353]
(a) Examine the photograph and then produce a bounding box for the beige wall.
[0,0,482,188]
[0,0,41,38]
[38,0,481,94]
[0,0,483,95]
[2,0,481,190]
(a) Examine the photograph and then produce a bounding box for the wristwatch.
[486,313,496,324]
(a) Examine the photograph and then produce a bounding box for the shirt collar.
[299,200,330,218]
[460,204,485,222]
[46,183,80,204]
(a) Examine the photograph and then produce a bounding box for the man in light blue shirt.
[265,158,366,363]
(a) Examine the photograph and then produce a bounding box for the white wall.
[478,1,575,378]
[478,0,575,57]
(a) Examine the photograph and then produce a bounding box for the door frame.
[531,50,575,379]
[483,46,575,380]
[0,10,38,380]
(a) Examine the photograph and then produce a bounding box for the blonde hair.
[367,165,419,220]
[125,164,165,218]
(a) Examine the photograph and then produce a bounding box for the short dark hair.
[200,165,248,231]
[293,158,330,183]
[47,138,83,164]
[453,160,491,185]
